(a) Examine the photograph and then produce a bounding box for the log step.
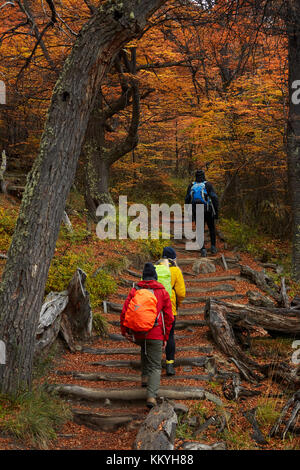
[89,356,214,369]
[52,384,223,406]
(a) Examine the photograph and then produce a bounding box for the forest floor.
[0,195,299,451]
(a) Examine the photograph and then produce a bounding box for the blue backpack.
[191,181,209,205]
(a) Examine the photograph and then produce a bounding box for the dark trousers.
[192,204,216,248]
[165,317,176,361]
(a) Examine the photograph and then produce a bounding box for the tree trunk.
[0,0,166,395]
[286,2,300,280]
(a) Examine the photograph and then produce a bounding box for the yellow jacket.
[169,263,186,316]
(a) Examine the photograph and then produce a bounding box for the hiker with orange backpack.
[120,262,174,409]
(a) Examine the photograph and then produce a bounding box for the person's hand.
[163,340,167,349]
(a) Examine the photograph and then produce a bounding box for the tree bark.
[0,0,166,395]
[82,48,140,220]
[286,2,300,280]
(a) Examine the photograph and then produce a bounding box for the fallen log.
[133,401,177,450]
[243,408,268,446]
[52,384,224,406]
[240,265,280,302]
[270,391,300,440]
[182,441,226,450]
[211,299,300,335]
[205,299,300,387]
[247,290,276,308]
[204,299,265,383]
[222,374,261,401]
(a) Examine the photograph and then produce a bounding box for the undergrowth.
[0,387,71,449]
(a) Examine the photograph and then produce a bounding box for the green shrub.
[138,237,170,260]
[86,271,117,308]
[59,225,91,244]
[46,250,117,308]
[256,398,281,428]
[0,207,18,251]
[103,256,130,275]
[0,388,71,449]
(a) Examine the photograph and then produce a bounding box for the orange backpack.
[124,287,160,334]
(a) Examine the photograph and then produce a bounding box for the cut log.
[133,401,177,450]
[81,345,213,356]
[182,294,244,304]
[60,268,93,351]
[52,384,223,406]
[89,356,215,370]
[187,284,235,294]
[108,319,206,329]
[186,275,238,283]
[72,409,143,431]
[55,370,220,382]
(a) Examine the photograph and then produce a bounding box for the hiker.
[155,246,186,376]
[185,169,219,257]
[120,262,174,409]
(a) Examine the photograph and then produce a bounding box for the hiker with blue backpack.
[120,262,174,409]
[185,169,219,257]
[155,247,186,376]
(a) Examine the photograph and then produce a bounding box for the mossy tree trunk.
[0,0,166,395]
[83,48,141,220]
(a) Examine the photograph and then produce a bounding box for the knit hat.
[142,262,158,281]
[195,170,205,182]
[162,246,177,260]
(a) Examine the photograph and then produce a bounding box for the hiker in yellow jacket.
[158,246,186,376]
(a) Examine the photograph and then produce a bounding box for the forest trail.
[33,225,297,451]
[0,227,297,450]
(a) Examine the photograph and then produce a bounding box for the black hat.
[195,170,205,182]
[142,262,158,281]
[162,246,176,260]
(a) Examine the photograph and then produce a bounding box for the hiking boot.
[166,362,175,376]
[200,248,207,257]
[146,397,157,409]
[141,376,148,388]
[210,245,217,255]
